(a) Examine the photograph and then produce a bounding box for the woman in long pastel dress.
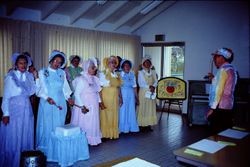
[137,57,158,130]
[64,55,83,91]
[36,50,74,155]
[64,55,83,123]
[99,56,122,139]
[0,53,38,167]
[119,59,139,133]
[71,59,102,145]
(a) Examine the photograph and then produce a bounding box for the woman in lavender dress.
[0,53,38,167]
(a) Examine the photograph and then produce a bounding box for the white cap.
[212,48,232,59]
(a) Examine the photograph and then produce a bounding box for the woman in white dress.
[137,57,158,130]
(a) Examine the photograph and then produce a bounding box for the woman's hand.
[67,98,74,106]
[32,69,39,79]
[81,106,89,114]
[47,97,55,105]
[149,85,155,93]
[2,116,9,125]
[119,97,123,107]
[99,102,106,110]
[135,96,139,105]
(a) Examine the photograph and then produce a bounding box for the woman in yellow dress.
[137,57,158,130]
[99,56,122,139]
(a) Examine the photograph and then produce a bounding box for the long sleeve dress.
[119,71,139,133]
[71,73,102,145]
[36,67,72,154]
[99,69,122,139]
[137,69,158,126]
[0,70,36,167]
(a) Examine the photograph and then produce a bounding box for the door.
[142,42,185,79]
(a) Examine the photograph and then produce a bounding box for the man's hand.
[207,73,214,81]
[206,109,214,118]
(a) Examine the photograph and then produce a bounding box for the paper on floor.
[112,158,160,167]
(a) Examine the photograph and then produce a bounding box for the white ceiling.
[0,0,176,33]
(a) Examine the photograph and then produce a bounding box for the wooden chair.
[156,77,187,122]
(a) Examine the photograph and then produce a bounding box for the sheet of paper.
[218,129,249,139]
[112,158,160,167]
[188,139,226,154]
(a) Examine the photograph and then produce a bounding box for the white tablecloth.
[47,131,89,166]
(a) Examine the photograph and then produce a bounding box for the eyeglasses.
[53,60,63,65]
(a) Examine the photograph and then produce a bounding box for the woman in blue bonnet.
[36,50,74,155]
[0,53,38,167]
[119,59,139,133]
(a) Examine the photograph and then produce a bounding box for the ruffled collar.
[121,71,132,77]
[14,70,26,81]
[48,66,56,72]
[111,71,118,78]
[106,69,118,78]
[142,69,152,76]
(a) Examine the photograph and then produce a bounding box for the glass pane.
[163,46,184,79]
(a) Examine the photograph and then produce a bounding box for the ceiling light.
[140,1,163,15]
[96,0,107,5]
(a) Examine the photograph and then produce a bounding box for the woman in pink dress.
[71,58,102,146]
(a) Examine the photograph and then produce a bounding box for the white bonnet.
[12,52,32,67]
[49,50,67,68]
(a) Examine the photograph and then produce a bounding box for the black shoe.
[101,138,109,142]
[139,126,146,132]
[147,126,153,132]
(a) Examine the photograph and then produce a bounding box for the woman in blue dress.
[0,53,38,167]
[36,50,74,155]
[119,59,139,133]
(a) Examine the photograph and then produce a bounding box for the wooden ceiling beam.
[113,1,152,31]
[93,1,127,28]
[70,1,96,25]
[130,1,176,33]
[41,1,62,21]
[5,1,22,16]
